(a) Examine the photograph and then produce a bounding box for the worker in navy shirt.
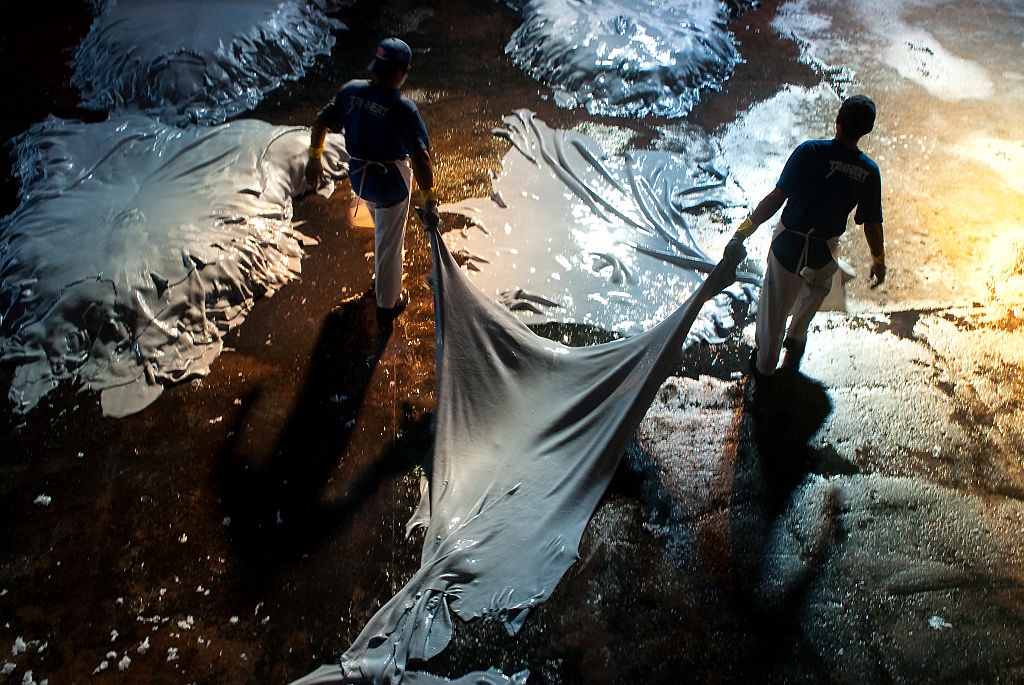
[724,94,886,379]
[306,37,439,322]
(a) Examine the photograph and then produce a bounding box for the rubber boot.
[781,337,806,372]
[376,290,409,329]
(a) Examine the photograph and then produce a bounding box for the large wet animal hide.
[502,0,756,118]
[287,229,745,684]
[73,0,343,125]
[0,115,346,416]
[442,110,756,338]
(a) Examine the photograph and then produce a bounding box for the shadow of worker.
[743,369,839,511]
[217,293,401,562]
[724,369,847,679]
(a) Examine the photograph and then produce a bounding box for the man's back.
[326,79,426,163]
[773,138,883,269]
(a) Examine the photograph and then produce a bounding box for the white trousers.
[361,160,413,309]
[754,245,837,376]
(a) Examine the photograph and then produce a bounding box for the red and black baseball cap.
[369,37,412,73]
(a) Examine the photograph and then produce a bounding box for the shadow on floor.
[744,368,858,506]
[215,293,429,566]
[727,365,859,681]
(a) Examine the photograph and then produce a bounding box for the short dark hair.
[838,94,876,139]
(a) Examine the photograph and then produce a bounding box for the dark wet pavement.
[3,1,1023,683]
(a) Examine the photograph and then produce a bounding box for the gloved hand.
[420,203,441,232]
[723,215,756,263]
[305,156,323,188]
[870,261,886,288]
[723,233,747,263]
[418,187,441,232]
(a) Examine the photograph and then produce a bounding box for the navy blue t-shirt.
[318,80,430,207]
[772,139,883,270]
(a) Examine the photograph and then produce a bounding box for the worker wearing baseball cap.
[724,94,886,383]
[306,37,440,324]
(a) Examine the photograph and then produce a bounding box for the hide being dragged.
[288,228,745,684]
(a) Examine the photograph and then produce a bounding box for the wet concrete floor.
[2,1,1023,683]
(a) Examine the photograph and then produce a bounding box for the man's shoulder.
[859,151,881,172]
[805,139,877,167]
[796,138,833,153]
[396,92,421,114]
[788,139,830,163]
[339,78,371,94]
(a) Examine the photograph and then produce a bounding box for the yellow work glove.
[870,249,886,287]
[305,145,324,187]
[419,187,440,232]
[723,216,756,262]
